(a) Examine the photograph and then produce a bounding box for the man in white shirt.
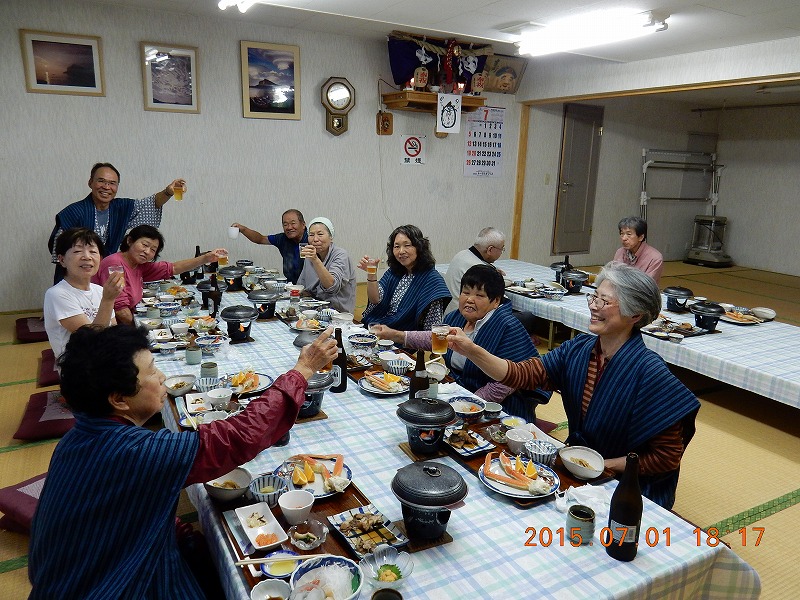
[444,227,506,313]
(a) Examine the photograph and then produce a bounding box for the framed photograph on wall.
[483,54,528,94]
[140,42,199,113]
[19,29,104,96]
[241,41,300,120]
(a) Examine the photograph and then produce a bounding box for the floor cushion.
[15,317,48,343]
[0,473,47,533]
[37,349,59,387]
[13,390,74,441]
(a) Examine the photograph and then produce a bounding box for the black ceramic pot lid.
[220,305,258,322]
[236,259,253,268]
[396,398,455,428]
[293,330,320,348]
[663,286,694,298]
[562,270,588,282]
[248,289,282,302]
[196,280,213,292]
[218,266,245,278]
[391,461,467,507]
[689,301,725,316]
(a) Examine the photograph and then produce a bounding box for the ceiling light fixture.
[516,9,669,57]
[755,84,800,94]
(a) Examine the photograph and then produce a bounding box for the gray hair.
[474,227,505,249]
[618,216,647,239]
[595,261,661,328]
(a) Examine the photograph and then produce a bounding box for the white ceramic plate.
[288,322,325,332]
[478,457,560,500]
[327,504,409,559]
[443,426,494,456]
[357,374,410,396]
[221,372,274,395]
[274,459,353,499]
[221,509,262,578]
[185,393,212,414]
[235,502,287,552]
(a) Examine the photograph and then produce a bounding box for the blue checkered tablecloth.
[437,259,800,409]
[158,286,760,599]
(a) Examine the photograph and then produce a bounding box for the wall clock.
[321,77,355,136]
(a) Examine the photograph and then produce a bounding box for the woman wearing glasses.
[447,261,699,509]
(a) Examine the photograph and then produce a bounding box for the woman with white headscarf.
[297,217,356,313]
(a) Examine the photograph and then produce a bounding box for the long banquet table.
[437,259,800,410]
[156,285,760,599]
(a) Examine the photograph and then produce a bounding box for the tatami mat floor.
[1,263,798,598]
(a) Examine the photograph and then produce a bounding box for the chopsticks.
[234,553,331,566]
[176,397,198,430]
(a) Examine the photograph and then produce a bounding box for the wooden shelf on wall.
[381,91,486,113]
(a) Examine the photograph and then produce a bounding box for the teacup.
[278,489,314,525]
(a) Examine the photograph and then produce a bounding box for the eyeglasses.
[587,294,616,309]
[94,178,119,188]
[490,245,505,254]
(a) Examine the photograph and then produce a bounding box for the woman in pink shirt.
[613,216,663,284]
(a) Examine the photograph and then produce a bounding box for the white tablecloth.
[438,259,800,409]
[156,285,760,599]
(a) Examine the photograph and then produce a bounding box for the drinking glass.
[108,264,124,286]
[430,324,450,355]
[173,183,185,201]
[217,250,229,267]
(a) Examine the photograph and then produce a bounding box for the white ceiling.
[96,0,800,105]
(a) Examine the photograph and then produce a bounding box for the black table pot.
[220,305,258,340]
[663,286,694,312]
[561,270,589,294]
[299,370,333,418]
[689,301,725,331]
[218,266,246,292]
[391,461,467,539]
[396,397,456,455]
[196,279,227,309]
[248,289,281,320]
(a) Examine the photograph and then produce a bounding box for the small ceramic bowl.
[360,544,414,590]
[377,339,394,351]
[483,401,503,420]
[668,333,684,344]
[204,467,250,502]
[524,439,558,466]
[378,350,401,371]
[288,518,328,550]
[159,341,178,356]
[250,579,291,600]
[195,335,228,355]
[524,280,538,290]
[155,301,181,317]
[207,387,233,409]
[260,550,300,579]
[171,322,190,337]
[751,307,776,320]
[500,416,527,431]
[196,410,228,424]
[164,374,196,396]
[249,474,290,507]
[301,309,318,320]
[348,333,378,351]
[541,288,567,300]
[195,377,220,393]
[449,397,485,424]
[559,446,604,480]
[318,308,338,321]
[386,359,411,376]
[140,317,163,331]
[506,427,535,454]
[486,424,507,444]
[425,361,449,381]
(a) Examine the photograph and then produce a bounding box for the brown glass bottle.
[330,328,348,393]
[605,452,643,561]
[408,350,429,400]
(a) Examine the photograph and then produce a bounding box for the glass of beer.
[173,183,185,201]
[217,250,229,267]
[431,324,450,355]
[108,264,124,286]
[366,257,379,276]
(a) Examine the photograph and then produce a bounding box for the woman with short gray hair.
[447,261,699,509]
[613,215,664,283]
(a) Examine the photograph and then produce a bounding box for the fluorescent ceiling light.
[218,0,257,12]
[755,84,800,94]
[517,9,669,57]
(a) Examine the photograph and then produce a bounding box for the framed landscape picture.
[483,54,528,94]
[241,41,300,120]
[140,42,199,113]
[19,29,104,96]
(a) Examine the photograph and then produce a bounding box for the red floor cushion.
[37,349,59,387]
[0,473,47,533]
[14,390,74,441]
[15,317,48,343]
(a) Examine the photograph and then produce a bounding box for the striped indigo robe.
[29,416,203,599]
[444,301,550,417]
[362,267,451,331]
[540,332,700,508]
[49,194,137,257]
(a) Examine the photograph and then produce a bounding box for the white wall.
[517,97,721,268]
[0,0,521,311]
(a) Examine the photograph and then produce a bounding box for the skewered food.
[339,512,384,534]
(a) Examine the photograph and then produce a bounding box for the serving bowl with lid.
[220,305,259,340]
[663,286,694,312]
[689,301,725,331]
[396,397,456,454]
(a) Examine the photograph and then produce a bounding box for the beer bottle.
[605,452,643,562]
[192,245,204,283]
[330,328,348,393]
[208,273,222,319]
[408,350,429,400]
